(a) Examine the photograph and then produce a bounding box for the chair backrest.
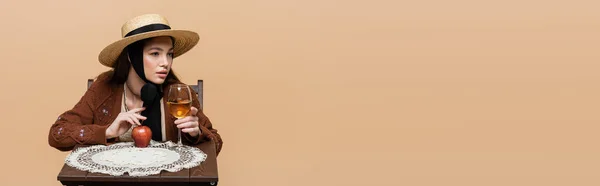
[87,79,204,109]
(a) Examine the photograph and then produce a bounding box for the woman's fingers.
[174,107,198,124]
[124,117,135,125]
[133,113,147,121]
[128,115,141,126]
[176,121,197,129]
[174,117,187,124]
[181,127,199,133]
[174,116,198,124]
[190,107,198,115]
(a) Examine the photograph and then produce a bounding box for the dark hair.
[109,37,180,85]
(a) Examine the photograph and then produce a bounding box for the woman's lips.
[156,71,167,78]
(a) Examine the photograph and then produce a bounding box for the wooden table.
[57,140,219,186]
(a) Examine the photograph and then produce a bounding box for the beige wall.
[1,0,599,185]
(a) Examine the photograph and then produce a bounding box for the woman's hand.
[105,107,146,139]
[174,107,201,137]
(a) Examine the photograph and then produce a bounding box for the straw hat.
[98,14,200,67]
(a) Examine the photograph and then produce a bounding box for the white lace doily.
[65,141,207,177]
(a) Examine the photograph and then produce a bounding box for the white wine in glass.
[167,84,192,147]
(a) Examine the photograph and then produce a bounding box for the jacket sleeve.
[182,88,223,156]
[48,87,112,151]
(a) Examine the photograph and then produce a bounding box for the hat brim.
[98,29,199,67]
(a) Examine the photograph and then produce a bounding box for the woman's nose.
[159,56,170,66]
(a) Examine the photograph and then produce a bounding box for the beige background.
[0,0,599,185]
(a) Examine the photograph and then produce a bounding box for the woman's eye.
[167,53,174,57]
[151,52,159,56]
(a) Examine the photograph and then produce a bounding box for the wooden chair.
[88,79,204,109]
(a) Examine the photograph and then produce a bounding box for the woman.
[48,14,223,155]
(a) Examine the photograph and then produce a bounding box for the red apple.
[132,125,152,148]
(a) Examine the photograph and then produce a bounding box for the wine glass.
[167,84,193,147]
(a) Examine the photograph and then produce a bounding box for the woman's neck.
[125,68,145,107]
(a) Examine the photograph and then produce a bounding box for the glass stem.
[178,130,182,146]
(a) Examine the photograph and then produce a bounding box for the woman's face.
[142,36,174,84]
